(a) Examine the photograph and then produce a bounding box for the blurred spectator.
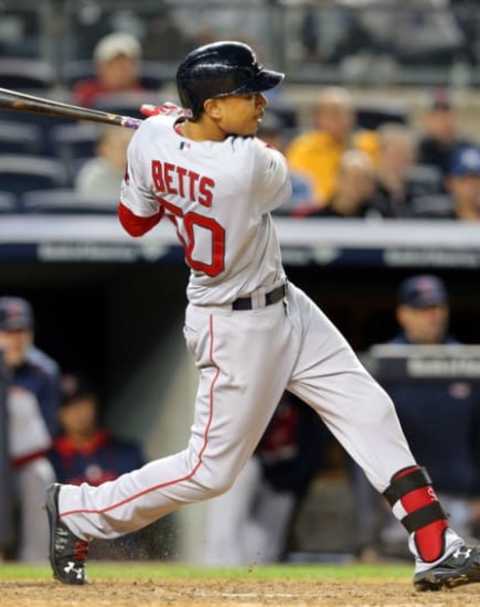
[258,112,316,215]
[446,146,480,221]
[418,92,472,180]
[73,33,143,107]
[393,274,455,345]
[286,88,378,206]
[49,374,144,486]
[353,275,480,559]
[308,150,379,218]
[0,297,60,437]
[0,354,13,560]
[75,125,133,198]
[203,393,325,565]
[372,124,443,217]
[0,297,60,561]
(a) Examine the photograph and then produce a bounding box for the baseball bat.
[0,87,143,129]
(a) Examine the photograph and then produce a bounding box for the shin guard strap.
[401,502,447,534]
[383,466,432,507]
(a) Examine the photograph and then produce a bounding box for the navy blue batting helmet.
[176,41,284,120]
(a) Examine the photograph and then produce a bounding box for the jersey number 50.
[157,197,225,277]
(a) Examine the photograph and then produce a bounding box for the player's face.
[214,92,268,136]
[397,304,449,344]
[98,54,139,90]
[60,397,97,437]
[0,329,32,368]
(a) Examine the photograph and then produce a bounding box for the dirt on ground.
[1,578,480,607]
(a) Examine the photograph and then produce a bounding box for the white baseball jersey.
[120,114,291,305]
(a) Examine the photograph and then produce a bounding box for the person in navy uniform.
[49,374,144,486]
[0,296,60,561]
[49,374,152,560]
[0,297,60,437]
[354,275,480,559]
[391,274,457,346]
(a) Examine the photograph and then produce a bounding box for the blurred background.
[1,0,480,567]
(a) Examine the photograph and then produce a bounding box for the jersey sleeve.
[251,138,292,213]
[120,124,160,218]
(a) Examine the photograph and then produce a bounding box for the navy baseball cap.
[398,275,448,308]
[60,373,96,407]
[450,146,480,177]
[0,296,33,330]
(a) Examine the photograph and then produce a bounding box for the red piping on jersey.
[118,202,164,237]
[12,448,49,468]
[59,314,219,520]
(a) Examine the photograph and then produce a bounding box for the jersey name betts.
[120,114,292,305]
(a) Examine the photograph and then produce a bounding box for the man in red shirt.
[73,32,144,108]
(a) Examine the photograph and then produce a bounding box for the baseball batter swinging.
[46,41,480,591]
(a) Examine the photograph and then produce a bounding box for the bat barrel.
[0,87,142,129]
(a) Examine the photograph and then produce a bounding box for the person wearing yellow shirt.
[286,87,378,207]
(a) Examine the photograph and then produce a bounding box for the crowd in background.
[1,30,480,219]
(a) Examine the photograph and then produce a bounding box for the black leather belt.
[232,284,287,311]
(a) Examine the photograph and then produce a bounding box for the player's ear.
[204,98,223,120]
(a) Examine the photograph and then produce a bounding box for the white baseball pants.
[59,282,415,541]
[203,456,294,565]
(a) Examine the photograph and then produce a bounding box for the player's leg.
[48,299,295,582]
[203,456,262,566]
[286,283,479,590]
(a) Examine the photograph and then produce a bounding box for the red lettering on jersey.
[152,161,215,206]
[164,162,177,195]
[188,170,200,202]
[176,166,187,198]
[152,160,165,192]
[198,176,215,208]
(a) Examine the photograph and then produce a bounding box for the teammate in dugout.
[46,41,480,590]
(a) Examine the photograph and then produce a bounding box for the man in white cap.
[73,32,143,107]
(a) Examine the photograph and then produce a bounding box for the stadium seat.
[22,189,117,214]
[62,60,95,86]
[0,120,43,155]
[51,123,100,178]
[0,191,18,213]
[0,156,68,196]
[93,92,158,120]
[52,123,99,160]
[356,105,408,130]
[139,61,166,90]
[0,58,55,90]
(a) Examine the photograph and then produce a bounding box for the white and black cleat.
[45,483,89,585]
[414,545,480,591]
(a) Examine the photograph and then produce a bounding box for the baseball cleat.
[46,483,89,585]
[414,545,480,591]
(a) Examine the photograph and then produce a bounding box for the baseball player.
[46,41,480,590]
[0,297,58,561]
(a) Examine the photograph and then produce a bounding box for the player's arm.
[251,138,292,213]
[118,122,164,238]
